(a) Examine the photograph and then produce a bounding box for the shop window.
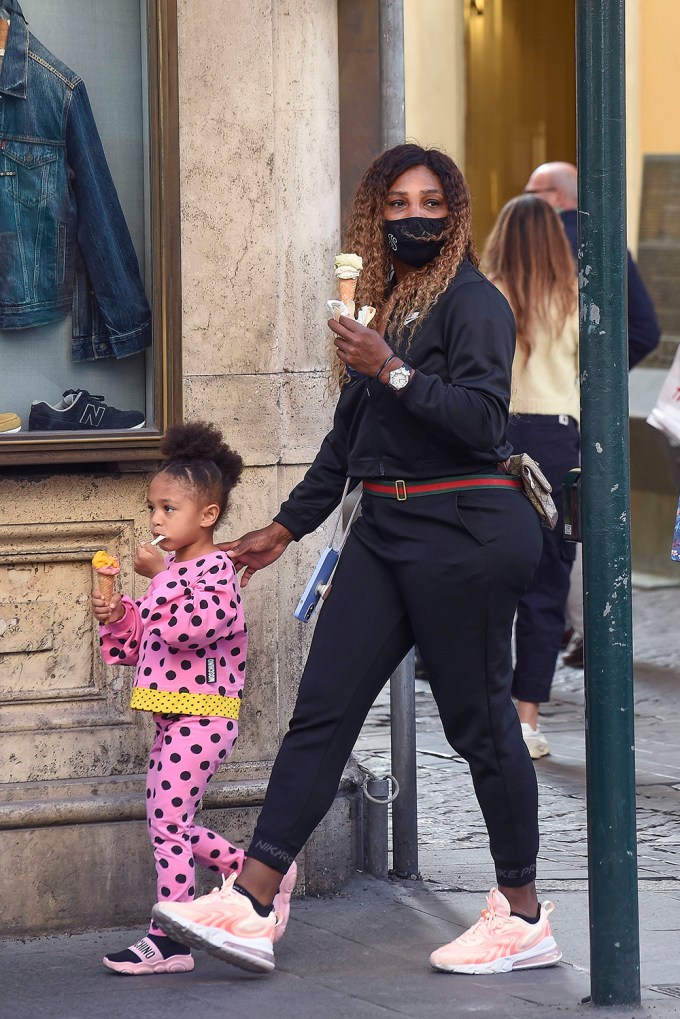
[0,0,180,466]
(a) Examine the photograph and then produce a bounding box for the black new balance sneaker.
[28,389,145,431]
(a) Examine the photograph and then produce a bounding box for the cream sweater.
[494,283,580,423]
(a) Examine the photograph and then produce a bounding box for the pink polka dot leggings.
[146,713,245,936]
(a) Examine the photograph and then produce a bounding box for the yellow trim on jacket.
[130,687,241,719]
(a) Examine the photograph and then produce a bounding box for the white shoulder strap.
[329,479,362,552]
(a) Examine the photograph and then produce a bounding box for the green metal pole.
[576,0,641,1007]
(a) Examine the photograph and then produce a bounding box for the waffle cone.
[97,573,116,602]
[338,277,357,306]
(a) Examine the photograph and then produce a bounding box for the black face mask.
[384,217,447,268]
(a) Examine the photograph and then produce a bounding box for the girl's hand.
[91,591,124,624]
[219,522,294,588]
[134,542,167,579]
[327,315,392,378]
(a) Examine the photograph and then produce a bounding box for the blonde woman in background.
[483,195,579,759]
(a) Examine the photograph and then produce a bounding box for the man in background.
[524,161,661,666]
[525,161,660,369]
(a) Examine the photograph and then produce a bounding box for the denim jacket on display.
[0,1,151,361]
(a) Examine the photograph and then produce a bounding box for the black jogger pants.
[248,483,544,888]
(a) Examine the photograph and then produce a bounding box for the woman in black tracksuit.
[158,145,561,977]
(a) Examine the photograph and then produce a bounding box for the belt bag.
[500,454,558,530]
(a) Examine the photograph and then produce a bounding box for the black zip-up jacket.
[275,261,516,540]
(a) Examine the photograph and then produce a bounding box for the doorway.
[465,0,576,247]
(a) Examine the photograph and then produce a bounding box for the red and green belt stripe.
[363,474,522,501]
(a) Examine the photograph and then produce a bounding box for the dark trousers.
[508,415,580,704]
[248,484,544,888]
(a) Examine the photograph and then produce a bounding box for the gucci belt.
[362,474,523,501]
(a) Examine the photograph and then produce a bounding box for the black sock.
[510,906,541,925]
[233,882,274,918]
[148,932,191,956]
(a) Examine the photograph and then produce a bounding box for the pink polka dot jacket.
[99,551,247,719]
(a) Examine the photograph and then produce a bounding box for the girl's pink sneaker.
[103,934,194,975]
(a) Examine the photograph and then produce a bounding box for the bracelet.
[375,353,397,380]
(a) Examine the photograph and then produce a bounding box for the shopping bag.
[671,496,680,562]
[647,344,680,445]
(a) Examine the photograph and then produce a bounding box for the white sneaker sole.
[431,936,562,975]
[0,426,21,434]
[525,741,550,760]
[102,953,195,975]
[151,906,274,974]
[27,420,146,432]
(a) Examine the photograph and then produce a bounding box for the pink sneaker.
[103,935,194,975]
[151,873,276,973]
[429,888,562,975]
[272,860,297,944]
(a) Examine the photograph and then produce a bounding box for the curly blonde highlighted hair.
[336,145,477,384]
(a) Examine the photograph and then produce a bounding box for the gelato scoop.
[333,252,363,280]
[92,550,121,574]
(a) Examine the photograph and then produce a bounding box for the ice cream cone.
[92,550,121,602]
[97,573,116,602]
[338,277,357,307]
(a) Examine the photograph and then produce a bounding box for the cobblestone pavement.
[3,588,680,1017]
[354,587,680,892]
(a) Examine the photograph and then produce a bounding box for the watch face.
[389,365,411,390]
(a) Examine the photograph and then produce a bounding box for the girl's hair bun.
[158,421,243,522]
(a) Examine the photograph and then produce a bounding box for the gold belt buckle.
[395,479,407,501]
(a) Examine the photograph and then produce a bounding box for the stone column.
[179,0,359,894]
[178,0,357,884]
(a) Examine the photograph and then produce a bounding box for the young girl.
[93,422,293,975]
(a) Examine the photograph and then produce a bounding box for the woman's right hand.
[220,522,294,588]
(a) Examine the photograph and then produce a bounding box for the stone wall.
[0,0,362,936]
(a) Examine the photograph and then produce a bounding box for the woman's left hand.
[328,315,392,378]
